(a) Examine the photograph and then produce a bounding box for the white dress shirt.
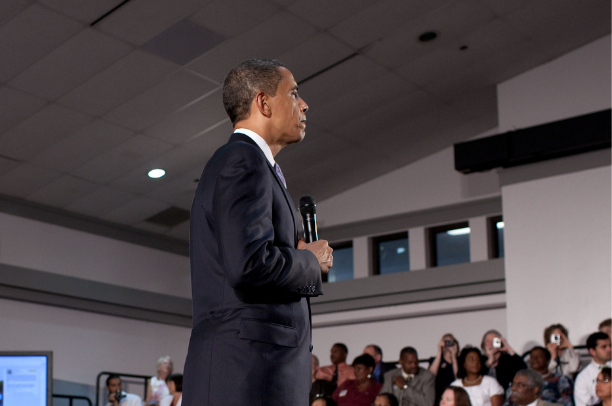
[574,360,611,406]
[234,128,275,166]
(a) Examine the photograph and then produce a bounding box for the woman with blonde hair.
[145,356,173,406]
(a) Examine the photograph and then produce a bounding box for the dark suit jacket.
[182,133,323,406]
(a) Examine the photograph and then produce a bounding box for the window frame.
[372,231,410,275]
[428,221,470,267]
[324,240,354,283]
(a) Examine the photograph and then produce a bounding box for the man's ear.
[254,92,272,118]
[589,348,596,358]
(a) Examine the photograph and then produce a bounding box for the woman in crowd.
[430,333,460,402]
[481,330,526,390]
[160,374,182,406]
[528,346,573,406]
[440,386,472,406]
[375,392,399,406]
[543,324,580,376]
[451,347,504,406]
[145,356,173,406]
[332,354,382,406]
[595,367,611,406]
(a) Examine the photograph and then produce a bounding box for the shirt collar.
[525,398,539,406]
[234,128,275,166]
[401,369,416,380]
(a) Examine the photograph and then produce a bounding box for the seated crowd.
[309,319,611,406]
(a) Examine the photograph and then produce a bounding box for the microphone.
[299,196,318,243]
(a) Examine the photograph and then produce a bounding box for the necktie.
[332,365,338,386]
[274,163,286,188]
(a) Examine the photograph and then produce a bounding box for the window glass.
[434,226,470,266]
[496,221,505,258]
[326,245,353,283]
[377,234,409,274]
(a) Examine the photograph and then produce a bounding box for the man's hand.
[393,375,407,388]
[108,392,119,406]
[547,342,559,359]
[298,239,333,274]
[499,336,516,356]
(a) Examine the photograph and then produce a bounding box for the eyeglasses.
[595,379,610,384]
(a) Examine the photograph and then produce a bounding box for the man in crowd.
[316,343,355,386]
[575,332,612,406]
[528,346,573,406]
[508,369,560,406]
[382,347,435,406]
[364,344,397,383]
[106,375,142,406]
[481,330,527,390]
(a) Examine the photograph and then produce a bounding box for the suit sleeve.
[213,144,321,295]
[406,372,435,406]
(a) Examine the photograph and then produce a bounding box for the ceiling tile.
[186,11,318,83]
[189,0,279,38]
[64,186,136,217]
[57,50,179,116]
[288,0,376,30]
[0,104,92,160]
[132,220,171,234]
[71,134,174,184]
[103,70,218,132]
[480,0,536,17]
[0,86,47,134]
[0,162,62,198]
[38,0,125,23]
[27,175,99,208]
[180,120,234,159]
[29,119,134,173]
[144,88,226,143]
[144,167,202,208]
[0,4,83,82]
[275,33,355,82]
[95,0,206,45]
[102,197,171,225]
[9,28,133,100]
[0,155,20,176]
[0,0,31,25]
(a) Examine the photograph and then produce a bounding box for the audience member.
[575,333,612,406]
[600,320,612,338]
[481,330,527,390]
[382,346,436,406]
[508,369,559,406]
[451,347,504,406]
[317,343,356,387]
[429,334,460,402]
[331,354,382,406]
[365,344,398,384]
[145,355,173,406]
[440,386,472,406]
[543,324,580,376]
[376,393,400,406]
[105,375,142,406]
[311,354,336,404]
[595,367,611,406]
[528,346,573,406]
[312,397,336,406]
[160,374,182,406]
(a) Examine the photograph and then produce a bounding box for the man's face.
[590,338,612,364]
[267,67,308,146]
[330,345,346,365]
[399,352,418,375]
[363,346,382,364]
[529,348,548,372]
[107,378,122,393]
[509,375,539,405]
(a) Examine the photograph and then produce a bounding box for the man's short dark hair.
[222,59,286,125]
[333,343,348,354]
[399,346,417,358]
[515,369,544,394]
[106,374,121,388]
[587,332,610,350]
[367,344,383,358]
[377,393,399,406]
[166,373,183,392]
[530,346,552,362]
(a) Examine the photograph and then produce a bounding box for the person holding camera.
[429,334,460,402]
[105,375,142,406]
[543,324,580,377]
[480,330,526,391]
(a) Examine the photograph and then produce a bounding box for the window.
[429,222,470,267]
[325,242,353,283]
[489,216,505,258]
[373,232,410,275]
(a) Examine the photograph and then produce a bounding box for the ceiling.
[0,0,609,242]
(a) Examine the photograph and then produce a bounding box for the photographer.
[106,375,142,406]
[543,323,580,376]
[480,330,526,390]
[429,334,459,402]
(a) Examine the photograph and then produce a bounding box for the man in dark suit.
[364,344,398,384]
[182,59,333,406]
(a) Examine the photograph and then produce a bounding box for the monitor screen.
[0,352,52,406]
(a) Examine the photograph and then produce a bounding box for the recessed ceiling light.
[148,169,166,178]
[460,45,469,51]
[418,31,438,42]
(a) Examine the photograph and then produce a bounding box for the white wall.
[0,297,191,385]
[502,165,611,353]
[0,212,190,297]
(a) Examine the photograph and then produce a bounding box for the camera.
[492,337,502,348]
[551,334,561,345]
[444,339,454,347]
[113,390,125,403]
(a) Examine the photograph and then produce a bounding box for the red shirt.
[332,379,382,406]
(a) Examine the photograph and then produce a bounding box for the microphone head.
[299,195,316,215]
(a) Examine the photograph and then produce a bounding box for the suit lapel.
[228,133,298,245]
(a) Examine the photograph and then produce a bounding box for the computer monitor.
[0,351,53,406]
